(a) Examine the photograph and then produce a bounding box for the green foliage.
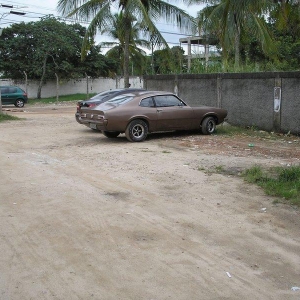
[101,12,150,76]
[0,113,20,122]
[196,0,274,70]
[0,16,117,80]
[28,93,96,104]
[151,46,186,74]
[57,0,199,86]
[243,165,300,206]
[195,0,300,72]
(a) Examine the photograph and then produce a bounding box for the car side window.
[154,95,185,107]
[8,87,17,93]
[140,97,155,107]
[1,87,9,94]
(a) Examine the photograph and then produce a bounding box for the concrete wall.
[143,72,300,135]
[1,72,299,135]
[0,76,144,99]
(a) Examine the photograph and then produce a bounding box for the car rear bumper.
[75,113,91,126]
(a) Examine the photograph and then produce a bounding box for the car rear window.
[106,94,133,105]
[91,91,113,100]
[140,97,155,107]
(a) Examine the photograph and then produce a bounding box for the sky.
[0,0,206,54]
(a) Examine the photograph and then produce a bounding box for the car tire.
[15,99,25,108]
[201,116,216,135]
[125,119,148,142]
[103,131,120,138]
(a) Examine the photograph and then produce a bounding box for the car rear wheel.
[15,99,25,108]
[103,131,120,138]
[125,119,148,142]
[201,116,216,135]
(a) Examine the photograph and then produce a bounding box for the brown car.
[78,90,228,142]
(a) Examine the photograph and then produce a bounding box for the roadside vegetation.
[28,93,97,105]
[216,123,293,139]
[208,124,299,207]
[0,113,20,122]
[243,165,300,207]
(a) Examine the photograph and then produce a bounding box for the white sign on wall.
[274,87,281,112]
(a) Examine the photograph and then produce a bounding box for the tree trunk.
[37,54,48,99]
[234,24,241,71]
[55,73,59,103]
[123,19,131,88]
[0,89,2,114]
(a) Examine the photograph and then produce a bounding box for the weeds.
[243,165,300,206]
[0,113,20,122]
[215,165,224,173]
[28,93,97,105]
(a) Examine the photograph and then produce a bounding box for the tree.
[100,12,150,76]
[152,46,185,74]
[0,16,116,98]
[57,0,200,87]
[266,0,300,70]
[197,0,275,70]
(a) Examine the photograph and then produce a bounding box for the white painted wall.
[0,76,144,99]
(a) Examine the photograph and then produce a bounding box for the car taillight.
[88,103,97,108]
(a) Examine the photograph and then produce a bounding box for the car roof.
[115,90,174,97]
[1,85,19,88]
[87,88,146,101]
[118,90,176,99]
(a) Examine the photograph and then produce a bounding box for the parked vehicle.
[78,90,228,142]
[0,86,28,107]
[75,88,145,129]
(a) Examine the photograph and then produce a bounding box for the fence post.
[273,76,282,132]
[217,74,222,108]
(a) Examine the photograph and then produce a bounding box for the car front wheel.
[103,131,120,138]
[15,99,25,108]
[125,119,148,142]
[201,116,216,135]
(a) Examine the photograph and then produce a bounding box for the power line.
[1,1,199,36]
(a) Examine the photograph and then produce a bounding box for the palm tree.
[270,0,300,31]
[197,0,275,70]
[57,0,200,87]
[100,12,150,76]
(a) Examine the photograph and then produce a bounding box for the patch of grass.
[0,113,21,122]
[243,165,300,206]
[28,93,97,105]
[215,165,224,173]
[162,150,172,154]
[216,123,278,139]
[216,124,249,136]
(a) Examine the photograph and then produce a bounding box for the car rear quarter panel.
[192,107,227,124]
[105,105,158,132]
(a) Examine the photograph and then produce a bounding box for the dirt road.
[1,103,300,300]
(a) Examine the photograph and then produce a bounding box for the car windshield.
[106,94,134,105]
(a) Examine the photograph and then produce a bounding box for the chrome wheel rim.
[207,120,215,133]
[16,100,23,107]
[132,124,144,138]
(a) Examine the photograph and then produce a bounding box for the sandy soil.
[0,103,300,300]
